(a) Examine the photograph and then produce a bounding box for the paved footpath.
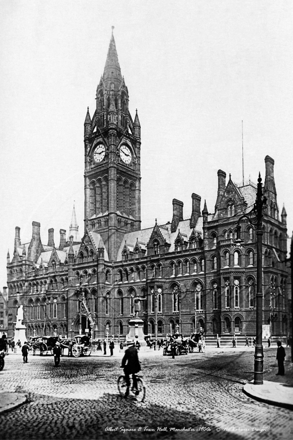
[0,346,293,440]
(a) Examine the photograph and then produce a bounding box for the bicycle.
[0,350,5,371]
[117,373,146,402]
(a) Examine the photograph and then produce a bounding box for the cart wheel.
[72,345,81,358]
[117,375,128,397]
[135,378,146,403]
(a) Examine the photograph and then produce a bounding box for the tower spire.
[69,202,80,242]
[103,27,122,86]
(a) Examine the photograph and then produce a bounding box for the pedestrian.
[171,340,176,359]
[245,337,249,347]
[121,341,141,397]
[198,337,203,353]
[216,335,220,348]
[232,337,236,348]
[276,341,286,376]
[0,334,7,354]
[21,342,29,363]
[103,340,107,355]
[202,337,206,353]
[268,338,271,348]
[109,339,114,356]
[119,341,124,351]
[135,341,140,351]
[53,342,62,367]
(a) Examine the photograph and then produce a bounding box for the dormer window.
[227,204,235,217]
[153,240,159,255]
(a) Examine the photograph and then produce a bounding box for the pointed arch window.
[234,279,240,308]
[105,293,110,315]
[200,259,205,272]
[248,251,254,266]
[151,289,155,313]
[171,262,175,277]
[212,283,218,309]
[53,299,57,319]
[212,256,217,270]
[248,278,255,308]
[225,280,230,308]
[118,291,124,315]
[234,251,240,267]
[224,251,230,267]
[30,303,34,320]
[195,283,203,311]
[173,287,179,312]
[153,240,159,255]
[157,288,162,313]
[130,295,135,315]
[158,320,163,334]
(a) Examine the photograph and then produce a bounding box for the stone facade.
[6,32,289,343]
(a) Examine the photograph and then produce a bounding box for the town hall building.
[6,32,289,344]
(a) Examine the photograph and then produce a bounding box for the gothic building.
[6,32,289,343]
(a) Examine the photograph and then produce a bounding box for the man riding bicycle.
[121,340,141,397]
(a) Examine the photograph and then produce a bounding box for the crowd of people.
[0,331,290,378]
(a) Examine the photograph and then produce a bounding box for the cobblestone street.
[1,347,292,440]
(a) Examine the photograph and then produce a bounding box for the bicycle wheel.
[117,375,128,397]
[135,378,146,403]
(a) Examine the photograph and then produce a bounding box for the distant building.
[6,32,289,343]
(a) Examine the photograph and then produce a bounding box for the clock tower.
[84,30,141,261]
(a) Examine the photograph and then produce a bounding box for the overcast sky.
[1,0,293,289]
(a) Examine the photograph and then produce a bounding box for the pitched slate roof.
[116,217,203,261]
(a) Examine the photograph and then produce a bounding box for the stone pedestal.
[14,305,27,347]
[126,316,146,346]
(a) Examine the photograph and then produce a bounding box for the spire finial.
[112,26,115,35]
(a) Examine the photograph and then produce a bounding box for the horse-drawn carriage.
[30,336,59,355]
[163,335,189,356]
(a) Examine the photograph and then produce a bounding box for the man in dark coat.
[109,339,114,356]
[276,341,286,375]
[53,342,62,367]
[21,342,29,363]
[121,342,141,397]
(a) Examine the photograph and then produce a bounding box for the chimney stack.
[190,193,201,228]
[27,221,43,263]
[14,226,21,253]
[59,229,67,250]
[215,170,226,210]
[48,228,55,247]
[264,155,277,207]
[171,199,183,233]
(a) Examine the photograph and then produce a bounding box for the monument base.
[14,326,27,346]
[126,317,146,346]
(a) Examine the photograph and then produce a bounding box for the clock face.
[120,145,132,164]
[93,144,105,163]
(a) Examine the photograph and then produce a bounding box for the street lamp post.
[290,235,293,363]
[254,174,265,384]
[154,289,158,350]
[236,173,266,385]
